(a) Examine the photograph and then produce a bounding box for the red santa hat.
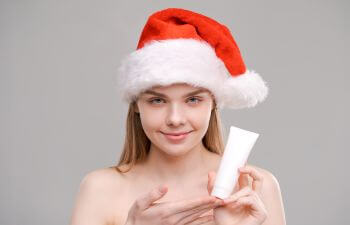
[117,8,269,109]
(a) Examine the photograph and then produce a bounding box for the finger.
[207,171,216,195]
[238,166,264,192]
[165,196,217,216]
[238,170,250,188]
[185,198,222,214]
[231,195,264,215]
[185,215,214,225]
[176,203,217,225]
[135,184,168,210]
[206,173,211,195]
[173,198,221,221]
[222,186,252,204]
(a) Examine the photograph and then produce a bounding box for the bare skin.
[70,151,264,225]
[70,84,286,225]
[69,152,286,225]
[113,151,228,224]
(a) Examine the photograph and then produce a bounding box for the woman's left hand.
[207,165,268,225]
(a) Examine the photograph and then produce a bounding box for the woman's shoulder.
[80,166,128,191]
[75,167,127,205]
[70,167,126,225]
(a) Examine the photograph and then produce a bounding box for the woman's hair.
[113,96,226,173]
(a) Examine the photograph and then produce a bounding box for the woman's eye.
[187,97,202,104]
[148,97,202,105]
[149,98,165,104]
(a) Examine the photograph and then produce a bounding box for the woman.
[70,8,286,225]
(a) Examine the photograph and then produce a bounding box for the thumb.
[137,184,168,210]
[207,171,216,195]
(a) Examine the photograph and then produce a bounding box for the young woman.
[70,8,286,225]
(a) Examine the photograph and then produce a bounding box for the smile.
[161,131,192,141]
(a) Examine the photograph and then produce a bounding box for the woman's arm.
[259,169,287,225]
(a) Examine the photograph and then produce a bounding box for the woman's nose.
[165,104,186,127]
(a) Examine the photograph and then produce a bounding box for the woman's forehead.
[149,83,208,92]
[141,84,211,97]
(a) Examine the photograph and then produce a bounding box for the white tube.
[211,125,260,199]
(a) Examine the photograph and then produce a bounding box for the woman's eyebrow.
[143,89,209,98]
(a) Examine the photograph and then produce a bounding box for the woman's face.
[135,83,215,156]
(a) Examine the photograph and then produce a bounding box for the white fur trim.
[116,38,268,109]
[222,69,269,109]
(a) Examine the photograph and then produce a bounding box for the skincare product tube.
[211,126,259,199]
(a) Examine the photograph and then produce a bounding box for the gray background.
[1,0,348,224]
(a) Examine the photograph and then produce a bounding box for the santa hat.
[116,8,269,109]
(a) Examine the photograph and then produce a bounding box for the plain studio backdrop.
[1,0,348,224]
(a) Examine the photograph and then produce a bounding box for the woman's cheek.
[189,106,211,125]
[139,109,164,131]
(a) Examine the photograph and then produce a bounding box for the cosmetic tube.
[211,126,259,199]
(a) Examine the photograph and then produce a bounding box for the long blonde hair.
[112,98,226,173]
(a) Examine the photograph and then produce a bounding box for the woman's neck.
[140,142,214,187]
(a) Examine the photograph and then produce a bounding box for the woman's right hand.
[125,184,224,225]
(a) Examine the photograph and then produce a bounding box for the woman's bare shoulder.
[77,167,122,195]
[82,167,125,185]
[70,167,126,225]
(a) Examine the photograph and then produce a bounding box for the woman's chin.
[159,143,198,157]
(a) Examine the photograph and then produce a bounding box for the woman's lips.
[161,131,192,141]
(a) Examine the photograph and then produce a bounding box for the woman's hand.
[207,165,268,225]
[125,184,223,225]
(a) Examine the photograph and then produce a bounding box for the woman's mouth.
[161,131,192,141]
